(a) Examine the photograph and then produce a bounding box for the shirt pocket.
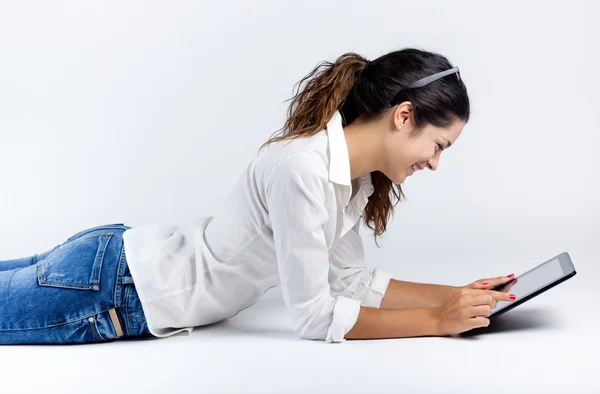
[37,232,114,291]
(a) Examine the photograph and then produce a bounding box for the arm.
[266,155,449,341]
[345,306,441,339]
[266,153,362,342]
[327,234,443,338]
[328,221,457,311]
[379,279,459,309]
[328,220,392,309]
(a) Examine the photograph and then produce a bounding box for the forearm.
[379,279,459,309]
[345,306,440,339]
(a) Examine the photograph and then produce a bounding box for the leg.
[0,225,151,345]
[0,245,61,272]
[0,223,127,272]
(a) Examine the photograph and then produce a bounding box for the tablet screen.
[491,257,566,314]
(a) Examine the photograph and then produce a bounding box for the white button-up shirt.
[122,110,392,342]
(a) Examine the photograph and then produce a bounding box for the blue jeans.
[0,223,151,345]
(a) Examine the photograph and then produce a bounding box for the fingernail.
[482,282,490,286]
[507,274,515,278]
[509,294,516,300]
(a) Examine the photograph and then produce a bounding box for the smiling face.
[380,102,465,184]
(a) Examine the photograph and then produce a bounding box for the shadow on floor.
[458,307,564,338]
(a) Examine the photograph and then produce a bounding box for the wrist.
[439,285,460,306]
[427,306,443,336]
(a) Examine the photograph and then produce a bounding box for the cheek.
[393,144,413,166]
[401,148,422,167]
[413,144,434,163]
[384,143,407,169]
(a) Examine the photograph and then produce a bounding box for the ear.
[393,101,414,131]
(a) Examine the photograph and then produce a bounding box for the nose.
[427,155,439,171]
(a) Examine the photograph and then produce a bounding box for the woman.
[0,47,517,345]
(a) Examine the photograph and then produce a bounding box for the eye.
[436,143,444,153]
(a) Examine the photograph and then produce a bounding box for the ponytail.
[259,53,367,150]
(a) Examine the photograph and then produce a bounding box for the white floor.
[2,253,598,394]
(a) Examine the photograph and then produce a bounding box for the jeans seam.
[113,234,128,308]
[124,286,132,336]
[0,309,119,331]
[89,317,103,341]
[64,224,127,244]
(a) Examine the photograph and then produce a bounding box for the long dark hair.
[259,48,470,246]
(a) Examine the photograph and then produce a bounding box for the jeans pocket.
[87,309,124,341]
[37,232,115,291]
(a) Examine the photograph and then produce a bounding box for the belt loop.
[108,308,124,337]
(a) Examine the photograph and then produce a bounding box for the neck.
[343,117,383,180]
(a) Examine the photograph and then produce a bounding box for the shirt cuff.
[361,268,392,309]
[325,296,361,343]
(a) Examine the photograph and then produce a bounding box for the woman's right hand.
[432,287,516,336]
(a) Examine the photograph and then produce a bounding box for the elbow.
[290,296,361,342]
[292,310,330,341]
[289,297,336,341]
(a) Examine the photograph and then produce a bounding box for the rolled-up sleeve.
[329,220,392,309]
[266,153,361,343]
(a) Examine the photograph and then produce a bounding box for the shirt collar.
[325,110,374,197]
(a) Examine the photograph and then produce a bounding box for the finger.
[487,290,517,302]
[472,293,497,307]
[480,274,517,289]
[474,279,501,289]
[471,305,493,317]
[505,279,518,291]
[488,279,518,293]
[469,316,490,330]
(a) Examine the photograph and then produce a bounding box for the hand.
[463,274,518,293]
[439,274,517,306]
[432,278,518,336]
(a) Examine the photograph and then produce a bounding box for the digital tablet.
[488,251,577,319]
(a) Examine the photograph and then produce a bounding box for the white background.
[1,1,598,393]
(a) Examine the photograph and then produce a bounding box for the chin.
[383,169,408,185]
[394,174,408,184]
